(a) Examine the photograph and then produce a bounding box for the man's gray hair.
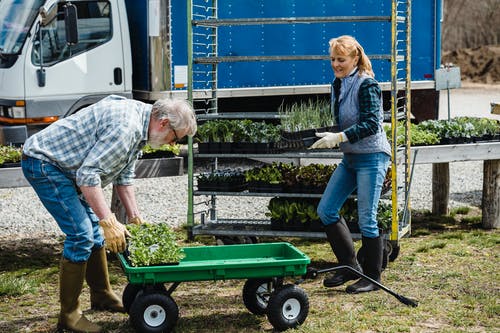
[152,98,197,136]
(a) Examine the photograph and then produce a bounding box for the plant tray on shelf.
[247,181,283,193]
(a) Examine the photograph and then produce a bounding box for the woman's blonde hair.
[328,35,374,78]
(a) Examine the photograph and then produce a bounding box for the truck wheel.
[242,278,281,315]
[122,283,142,313]
[266,284,309,331]
[129,292,179,333]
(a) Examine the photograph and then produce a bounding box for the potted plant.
[278,98,337,150]
[197,168,246,192]
[245,163,284,192]
[0,145,22,168]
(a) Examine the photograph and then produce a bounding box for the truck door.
[24,1,127,119]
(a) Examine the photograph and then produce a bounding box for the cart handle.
[298,265,418,307]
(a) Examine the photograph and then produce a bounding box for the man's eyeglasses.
[171,126,179,144]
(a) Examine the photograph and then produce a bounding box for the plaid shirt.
[23,95,151,187]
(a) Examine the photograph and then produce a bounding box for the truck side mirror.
[64,4,78,45]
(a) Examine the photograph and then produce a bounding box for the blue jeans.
[317,152,390,238]
[22,156,104,262]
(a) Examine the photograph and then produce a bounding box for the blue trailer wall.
[134,0,440,92]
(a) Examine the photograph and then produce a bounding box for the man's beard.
[148,130,165,149]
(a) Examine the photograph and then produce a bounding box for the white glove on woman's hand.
[309,132,347,149]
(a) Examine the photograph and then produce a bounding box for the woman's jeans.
[317,152,390,238]
[22,156,104,262]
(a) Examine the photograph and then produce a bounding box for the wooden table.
[0,157,184,223]
[411,142,500,228]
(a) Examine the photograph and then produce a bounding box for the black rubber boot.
[346,236,383,294]
[323,218,362,288]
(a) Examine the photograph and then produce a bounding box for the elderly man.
[21,95,197,333]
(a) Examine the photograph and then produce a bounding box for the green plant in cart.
[126,223,185,266]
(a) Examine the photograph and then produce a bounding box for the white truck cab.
[0,0,132,144]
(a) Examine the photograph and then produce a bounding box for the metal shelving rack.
[187,0,412,252]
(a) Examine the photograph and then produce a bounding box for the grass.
[0,208,498,333]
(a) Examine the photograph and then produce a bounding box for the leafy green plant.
[266,197,320,225]
[245,163,284,184]
[279,98,334,132]
[195,119,280,143]
[0,145,22,166]
[141,143,180,156]
[126,223,185,266]
[296,163,336,188]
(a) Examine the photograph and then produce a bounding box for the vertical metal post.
[390,0,399,241]
[405,0,412,233]
[186,0,194,239]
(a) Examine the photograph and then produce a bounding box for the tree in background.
[442,0,500,51]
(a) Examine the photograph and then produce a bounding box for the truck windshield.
[0,0,45,55]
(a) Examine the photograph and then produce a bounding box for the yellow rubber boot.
[86,246,125,313]
[58,258,102,333]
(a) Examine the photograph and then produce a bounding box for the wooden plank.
[482,159,500,229]
[412,142,500,164]
[0,157,184,189]
[432,163,450,215]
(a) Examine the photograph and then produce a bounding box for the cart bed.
[118,242,310,284]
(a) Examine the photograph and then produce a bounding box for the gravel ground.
[0,159,485,239]
[0,83,497,238]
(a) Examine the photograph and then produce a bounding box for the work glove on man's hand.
[309,132,347,149]
[128,216,144,225]
[99,213,130,253]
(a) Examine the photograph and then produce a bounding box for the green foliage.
[141,143,181,156]
[386,117,500,146]
[126,223,185,266]
[0,145,22,165]
[0,273,37,296]
[278,98,334,132]
[296,163,336,188]
[266,197,320,224]
[245,162,285,184]
[195,120,281,143]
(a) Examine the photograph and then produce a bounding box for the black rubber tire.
[122,283,142,314]
[242,278,276,315]
[129,292,179,333]
[266,284,309,332]
[215,236,258,245]
[388,242,400,262]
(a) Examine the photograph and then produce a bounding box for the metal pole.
[186,0,194,239]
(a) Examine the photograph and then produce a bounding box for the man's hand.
[128,216,144,225]
[99,213,130,253]
[309,132,347,149]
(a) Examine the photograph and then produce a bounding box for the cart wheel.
[123,284,167,314]
[266,284,309,332]
[242,278,282,315]
[215,236,258,245]
[388,242,400,262]
[129,291,179,333]
[357,245,389,270]
[123,283,142,313]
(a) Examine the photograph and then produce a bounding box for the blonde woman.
[311,35,391,293]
